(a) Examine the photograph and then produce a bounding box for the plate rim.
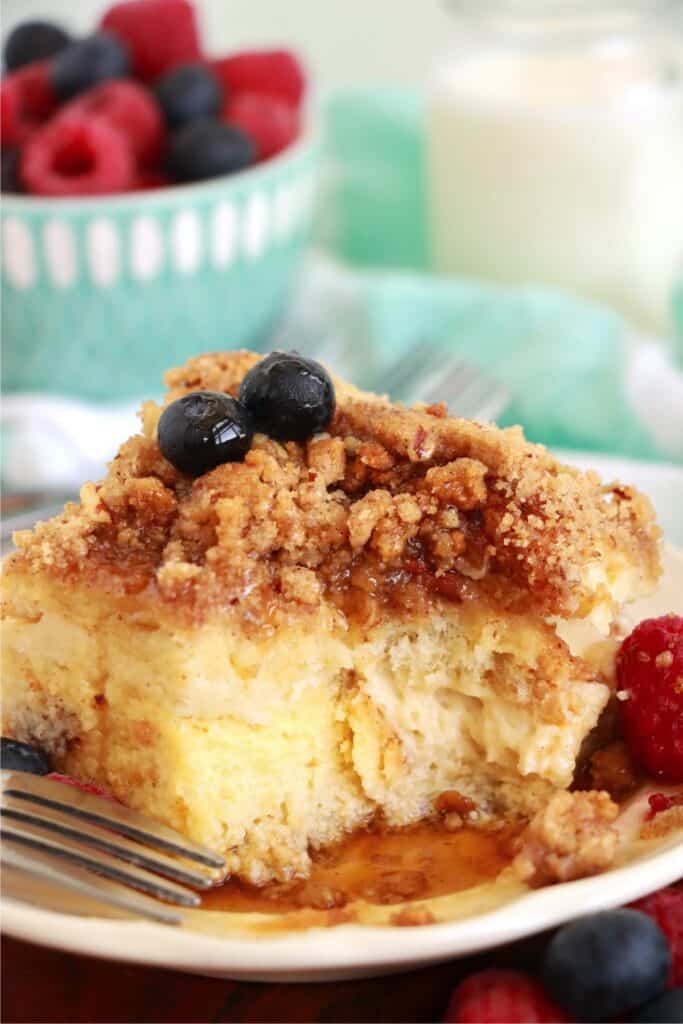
[3,836,682,979]
[3,457,682,978]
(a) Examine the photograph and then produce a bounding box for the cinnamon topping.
[9,350,661,629]
[512,790,619,887]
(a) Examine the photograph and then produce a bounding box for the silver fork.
[372,339,510,422]
[1,771,226,924]
[288,329,510,422]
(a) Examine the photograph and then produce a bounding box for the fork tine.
[1,772,224,869]
[421,357,509,423]
[376,340,442,401]
[469,385,511,424]
[449,375,497,419]
[1,804,216,889]
[2,845,182,925]
[2,824,201,907]
[418,358,469,408]
[447,361,483,398]
[422,360,479,407]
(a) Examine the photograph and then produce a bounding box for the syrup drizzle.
[202,822,518,915]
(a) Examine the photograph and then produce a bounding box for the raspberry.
[1,62,57,146]
[131,168,170,190]
[100,0,202,82]
[646,792,676,819]
[48,773,118,803]
[444,970,572,1023]
[21,114,134,197]
[0,78,18,145]
[211,49,305,107]
[223,91,299,160]
[617,615,683,782]
[59,80,164,166]
[2,149,21,192]
[631,886,683,987]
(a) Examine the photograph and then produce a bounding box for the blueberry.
[627,988,683,1023]
[1,737,50,775]
[239,352,336,442]
[543,910,671,1021]
[157,391,253,476]
[51,33,129,101]
[1,149,21,193]
[4,20,71,71]
[154,63,221,131]
[165,119,254,183]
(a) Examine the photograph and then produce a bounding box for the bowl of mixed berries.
[1,0,316,400]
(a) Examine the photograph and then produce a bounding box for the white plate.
[3,454,682,981]
[3,834,682,983]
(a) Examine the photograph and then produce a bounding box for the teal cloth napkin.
[276,258,675,462]
[315,88,683,463]
[319,89,429,272]
[3,86,682,491]
[350,274,661,459]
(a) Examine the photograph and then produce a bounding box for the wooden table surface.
[2,930,549,1023]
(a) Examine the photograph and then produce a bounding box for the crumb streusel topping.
[512,790,619,886]
[10,351,661,628]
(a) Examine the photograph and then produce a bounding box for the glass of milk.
[427,1,683,334]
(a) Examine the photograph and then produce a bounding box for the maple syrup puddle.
[202,821,519,915]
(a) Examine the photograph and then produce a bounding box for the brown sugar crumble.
[512,790,619,887]
[641,805,683,840]
[390,906,437,927]
[586,741,643,801]
[640,791,683,840]
[435,789,478,816]
[9,350,661,630]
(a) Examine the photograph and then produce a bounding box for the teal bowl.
[1,132,319,401]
